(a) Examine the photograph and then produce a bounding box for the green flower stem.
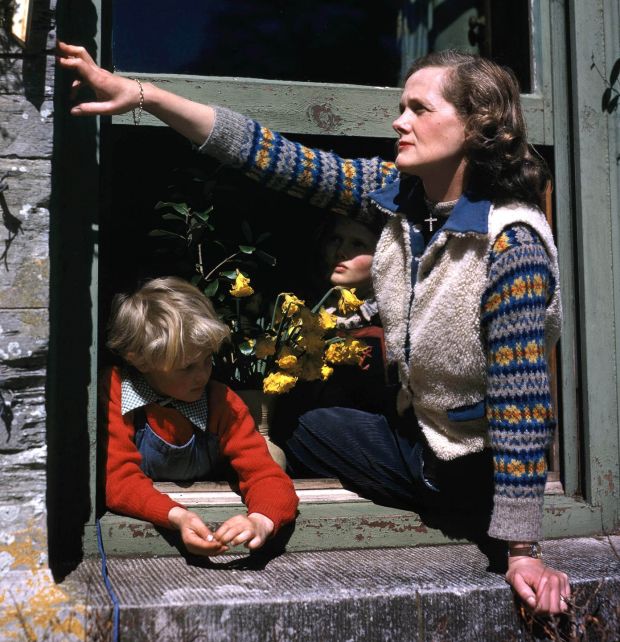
[311,286,341,313]
[270,293,285,329]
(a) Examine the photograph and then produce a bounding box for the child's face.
[321,218,378,297]
[139,352,213,402]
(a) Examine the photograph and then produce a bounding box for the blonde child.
[100,277,298,555]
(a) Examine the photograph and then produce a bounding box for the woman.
[58,43,570,614]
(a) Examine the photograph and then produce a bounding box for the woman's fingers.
[71,99,118,116]
[510,572,537,609]
[57,42,96,66]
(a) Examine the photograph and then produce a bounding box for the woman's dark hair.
[406,50,550,206]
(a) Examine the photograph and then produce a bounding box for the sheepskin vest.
[370,186,562,461]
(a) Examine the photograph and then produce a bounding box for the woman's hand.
[506,556,571,614]
[56,41,216,143]
[57,42,141,116]
[214,512,275,551]
[168,507,228,556]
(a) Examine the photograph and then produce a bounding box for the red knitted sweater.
[100,367,299,532]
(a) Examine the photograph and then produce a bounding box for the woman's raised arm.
[57,42,215,145]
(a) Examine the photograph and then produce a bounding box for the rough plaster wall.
[0,3,86,639]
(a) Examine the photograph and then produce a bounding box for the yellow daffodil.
[276,354,299,371]
[318,307,337,330]
[281,293,305,317]
[337,288,364,315]
[230,270,254,298]
[320,364,334,381]
[325,338,369,366]
[263,371,298,395]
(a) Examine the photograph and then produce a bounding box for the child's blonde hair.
[107,277,230,371]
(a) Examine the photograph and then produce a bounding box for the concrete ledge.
[64,536,620,641]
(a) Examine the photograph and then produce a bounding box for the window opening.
[112,0,402,86]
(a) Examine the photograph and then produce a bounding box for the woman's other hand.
[506,556,571,615]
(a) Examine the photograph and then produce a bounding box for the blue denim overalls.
[133,406,220,482]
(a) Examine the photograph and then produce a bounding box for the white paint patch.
[22,112,29,120]
[18,166,27,173]
[40,108,52,119]
[7,342,22,358]
[19,204,33,219]
[0,551,14,574]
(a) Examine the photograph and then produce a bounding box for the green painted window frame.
[53,0,619,558]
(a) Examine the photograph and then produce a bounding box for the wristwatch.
[508,542,542,559]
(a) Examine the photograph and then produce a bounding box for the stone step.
[63,536,620,642]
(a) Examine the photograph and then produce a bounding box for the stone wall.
[0,2,87,638]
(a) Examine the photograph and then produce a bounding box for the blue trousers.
[285,407,443,510]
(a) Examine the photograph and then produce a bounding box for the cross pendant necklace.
[424,213,438,231]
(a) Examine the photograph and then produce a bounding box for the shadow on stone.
[46,0,101,581]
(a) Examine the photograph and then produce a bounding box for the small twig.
[9,591,37,642]
[203,251,240,282]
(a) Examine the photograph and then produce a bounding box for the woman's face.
[321,218,378,296]
[392,66,466,180]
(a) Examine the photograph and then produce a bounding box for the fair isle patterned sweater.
[201,107,557,541]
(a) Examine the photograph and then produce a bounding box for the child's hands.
[168,507,228,556]
[214,513,275,551]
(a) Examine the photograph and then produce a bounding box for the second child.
[100,277,299,555]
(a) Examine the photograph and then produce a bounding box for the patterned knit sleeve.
[481,225,556,541]
[199,106,398,219]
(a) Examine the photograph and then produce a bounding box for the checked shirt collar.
[120,368,209,432]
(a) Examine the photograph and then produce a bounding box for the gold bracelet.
[132,78,144,126]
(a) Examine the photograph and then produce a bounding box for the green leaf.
[148,229,186,240]
[255,249,277,266]
[155,201,190,216]
[221,270,238,279]
[610,57,620,87]
[203,280,219,296]
[608,94,619,114]
[239,245,256,254]
[188,217,204,230]
[190,274,203,286]
[256,231,272,244]
[194,206,214,222]
[162,212,186,221]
